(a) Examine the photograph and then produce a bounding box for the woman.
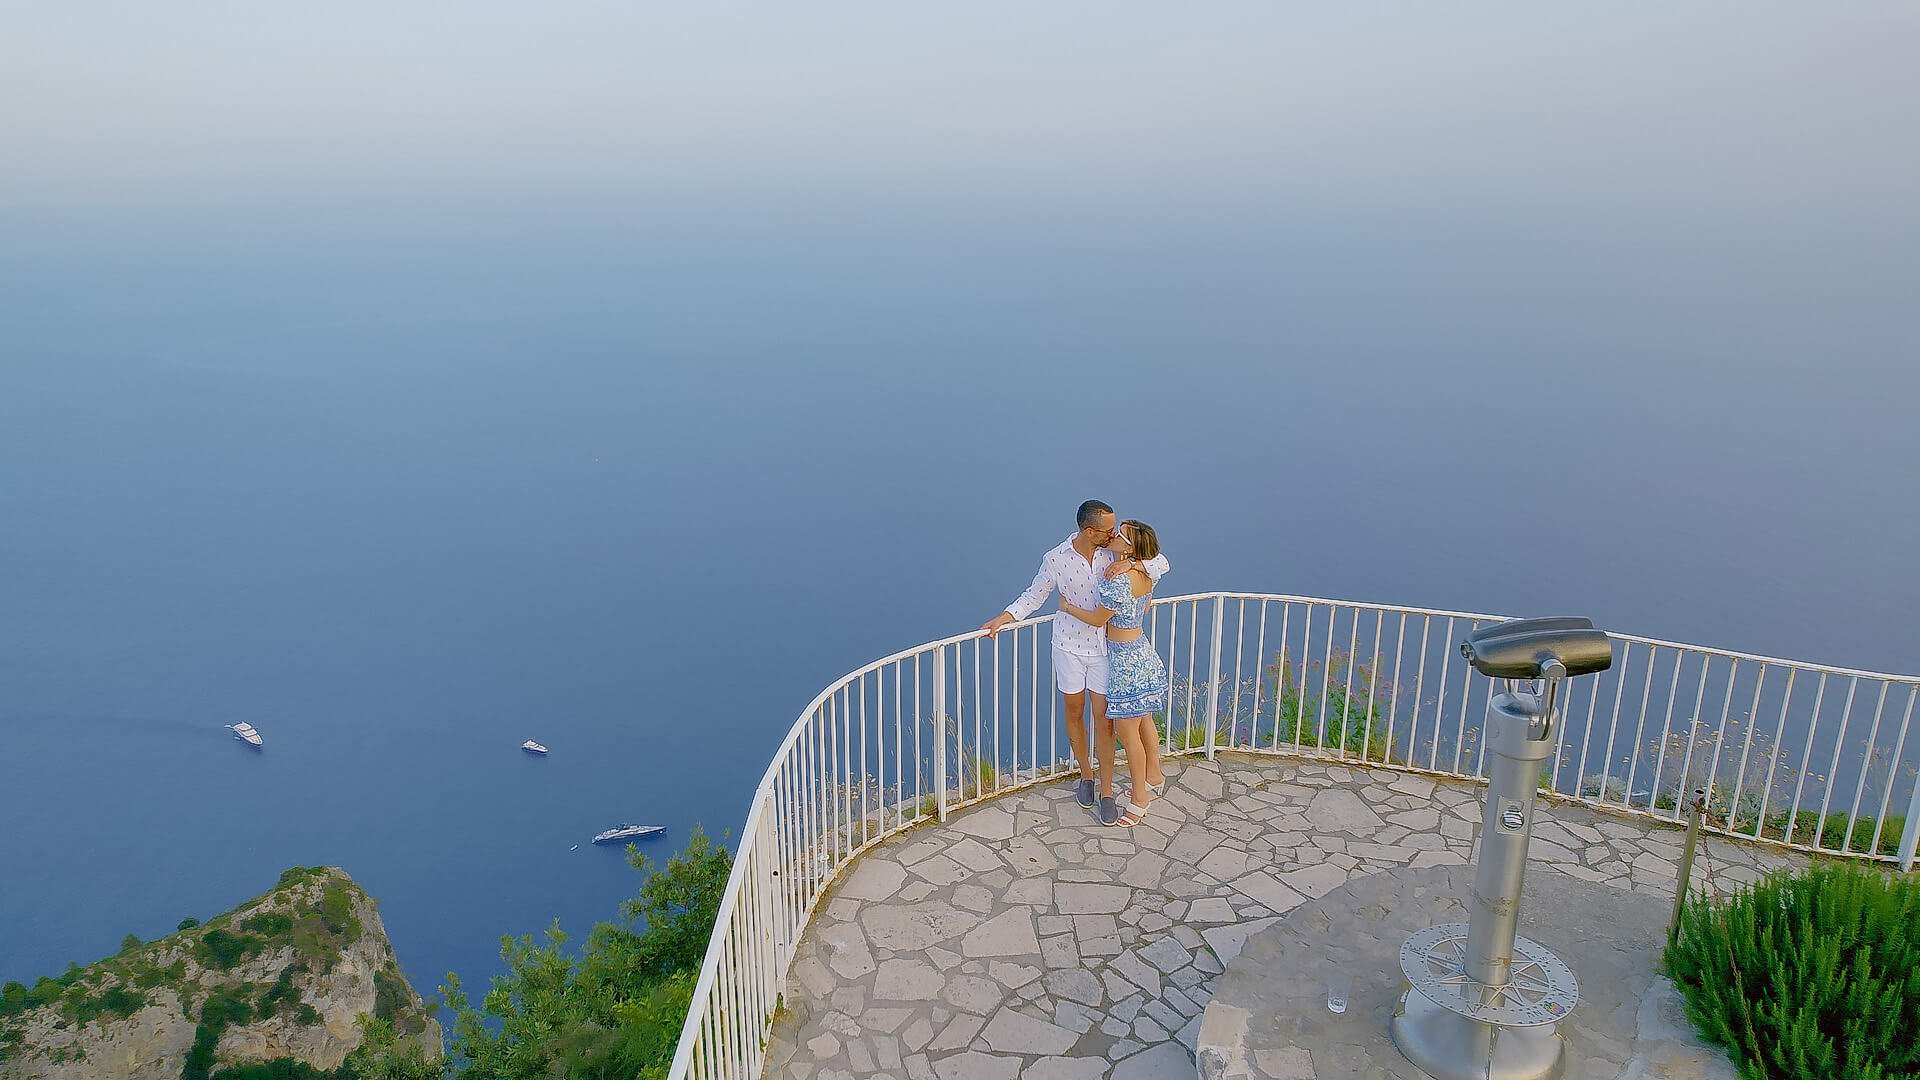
[1058,520,1168,826]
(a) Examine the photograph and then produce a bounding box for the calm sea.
[2,194,1915,1001]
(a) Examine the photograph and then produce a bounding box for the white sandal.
[1117,801,1150,828]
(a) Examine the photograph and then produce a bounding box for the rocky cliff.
[0,867,440,1080]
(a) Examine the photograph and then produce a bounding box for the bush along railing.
[1663,862,1920,1078]
[667,592,1920,1080]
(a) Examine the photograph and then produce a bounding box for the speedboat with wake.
[521,740,549,755]
[230,723,263,748]
[592,824,664,844]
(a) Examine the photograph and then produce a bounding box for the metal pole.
[1669,789,1707,941]
[1898,770,1920,873]
[933,644,948,822]
[1462,681,1556,992]
[1206,597,1225,759]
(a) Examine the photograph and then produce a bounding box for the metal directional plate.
[1399,923,1579,1028]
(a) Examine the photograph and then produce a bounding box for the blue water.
[2,194,1916,1004]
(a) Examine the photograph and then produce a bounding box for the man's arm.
[982,558,1056,637]
[1104,551,1172,581]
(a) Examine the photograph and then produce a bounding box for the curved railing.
[666,592,1920,1079]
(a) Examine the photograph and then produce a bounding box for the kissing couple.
[981,500,1170,828]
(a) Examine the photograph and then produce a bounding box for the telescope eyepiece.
[1462,617,1613,679]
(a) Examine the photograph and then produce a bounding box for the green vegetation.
[256,962,309,1021]
[1,971,86,1020]
[1,1026,25,1064]
[2,834,734,1080]
[1155,714,1230,751]
[1575,774,1909,858]
[247,911,296,938]
[1,963,151,1030]
[209,1061,337,1079]
[336,1015,443,1080]
[1726,805,1906,857]
[440,825,730,1080]
[181,1020,222,1080]
[197,928,267,970]
[1664,862,1920,1079]
[1257,649,1393,760]
[0,866,441,1079]
[973,756,998,792]
[64,985,149,1027]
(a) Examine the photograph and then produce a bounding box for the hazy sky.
[6,3,1918,219]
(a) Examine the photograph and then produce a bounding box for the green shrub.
[1664,862,1920,1079]
[1776,812,1906,857]
[341,1014,443,1079]
[317,884,361,945]
[0,971,82,1019]
[210,1059,338,1079]
[372,965,410,1023]
[200,988,256,1030]
[198,928,266,970]
[245,911,295,938]
[63,985,148,1026]
[1154,713,1229,751]
[1257,649,1393,760]
[256,962,308,1020]
[276,867,328,889]
[179,917,202,932]
[182,1023,220,1080]
[444,826,731,1080]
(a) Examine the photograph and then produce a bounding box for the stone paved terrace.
[764,753,1810,1080]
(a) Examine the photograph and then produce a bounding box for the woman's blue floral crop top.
[1099,571,1152,631]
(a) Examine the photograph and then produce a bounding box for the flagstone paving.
[763,753,1808,1080]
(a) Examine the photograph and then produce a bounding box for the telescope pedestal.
[1389,920,1575,1080]
[1391,678,1581,1080]
[1390,990,1564,1080]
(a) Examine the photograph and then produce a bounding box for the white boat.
[230,723,263,747]
[592,824,665,845]
[521,740,549,755]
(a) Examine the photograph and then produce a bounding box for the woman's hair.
[1121,520,1160,561]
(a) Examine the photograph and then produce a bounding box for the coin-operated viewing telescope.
[1390,617,1614,1080]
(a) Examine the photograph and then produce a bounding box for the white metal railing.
[665,592,1920,1079]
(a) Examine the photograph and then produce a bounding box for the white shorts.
[1053,646,1109,696]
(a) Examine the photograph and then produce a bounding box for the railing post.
[756,787,779,1026]
[1206,596,1225,760]
[1669,789,1707,941]
[1899,771,1920,873]
[933,644,948,822]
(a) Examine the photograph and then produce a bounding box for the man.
[981,500,1169,819]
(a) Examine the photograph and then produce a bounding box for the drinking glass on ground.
[1325,958,1352,1014]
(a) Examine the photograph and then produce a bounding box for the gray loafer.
[1075,778,1097,808]
[1098,796,1121,826]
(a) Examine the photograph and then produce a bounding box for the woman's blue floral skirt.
[1106,636,1166,719]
